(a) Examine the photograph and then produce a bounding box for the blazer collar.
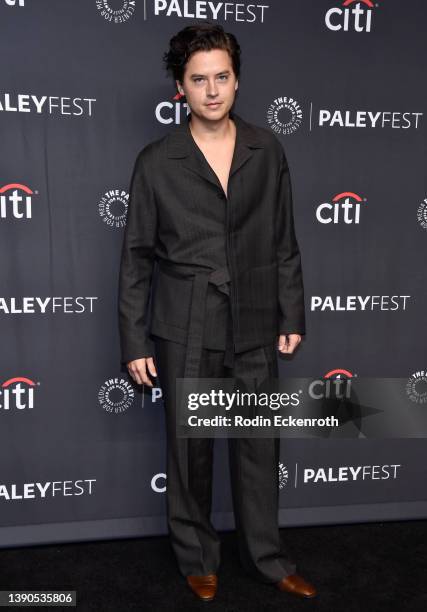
[166,109,264,194]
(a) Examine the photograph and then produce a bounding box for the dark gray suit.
[117,109,305,583]
[118,109,306,377]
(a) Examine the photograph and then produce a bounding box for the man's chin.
[192,104,231,122]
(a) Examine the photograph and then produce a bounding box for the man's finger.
[129,367,143,385]
[146,357,158,378]
[137,365,153,387]
[277,334,289,352]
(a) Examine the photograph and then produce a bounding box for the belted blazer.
[118,109,306,374]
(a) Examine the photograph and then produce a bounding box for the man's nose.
[206,79,219,96]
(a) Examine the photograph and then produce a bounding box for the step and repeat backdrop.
[1,0,426,547]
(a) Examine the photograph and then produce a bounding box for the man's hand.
[277,333,302,354]
[127,356,157,387]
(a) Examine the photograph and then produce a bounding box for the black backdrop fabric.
[1,0,426,547]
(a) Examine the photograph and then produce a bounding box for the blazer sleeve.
[118,148,157,364]
[275,148,306,336]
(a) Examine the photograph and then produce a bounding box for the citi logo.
[0,183,36,219]
[325,0,376,33]
[155,98,190,125]
[316,191,365,224]
[3,0,25,6]
[0,377,37,410]
[309,369,355,401]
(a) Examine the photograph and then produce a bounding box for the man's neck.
[188,111,235,146]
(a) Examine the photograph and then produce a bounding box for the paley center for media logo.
[406,370,427,405]
[98,377,135,413]
[98,189,129,228]
[267,97,303,136]
[417,197,427,230]
[95,0,135,23]
[278,462,289,489]
[325,0,377,33]
[0,376,38,411]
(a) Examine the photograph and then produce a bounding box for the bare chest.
[196,141,235,197]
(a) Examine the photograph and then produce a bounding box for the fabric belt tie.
[157,260,231,378]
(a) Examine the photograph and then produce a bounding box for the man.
[118,23,316,602]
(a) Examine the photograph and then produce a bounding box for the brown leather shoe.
[186,574,218,601]
[276,573,317,598]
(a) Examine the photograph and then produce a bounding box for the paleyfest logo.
[266,99,422,133]
[311,295,410,312]
[95,0,135,23]
[98,189,129,228]
[0,183,36,219]
[96,1,269,22]
[316,107,422,130]
[316,191,366,225]
[267,97,303,135]
[325,0,377,33]
[153,0,269,22]
[3,0,25,6]
[0,93,96,117]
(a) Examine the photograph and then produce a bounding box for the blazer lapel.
[166,109,264,194]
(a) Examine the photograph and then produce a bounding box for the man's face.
[176,48,238,121]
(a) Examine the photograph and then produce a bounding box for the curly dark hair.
[163,22,241,85]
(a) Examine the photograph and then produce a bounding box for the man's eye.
[193,76,228,83]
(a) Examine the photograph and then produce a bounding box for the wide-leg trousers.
[152,331,297,584]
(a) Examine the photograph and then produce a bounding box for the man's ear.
[176,80,184,95]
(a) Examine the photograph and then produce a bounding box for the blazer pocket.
[151,266,192,330]
[249,261,280,337]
